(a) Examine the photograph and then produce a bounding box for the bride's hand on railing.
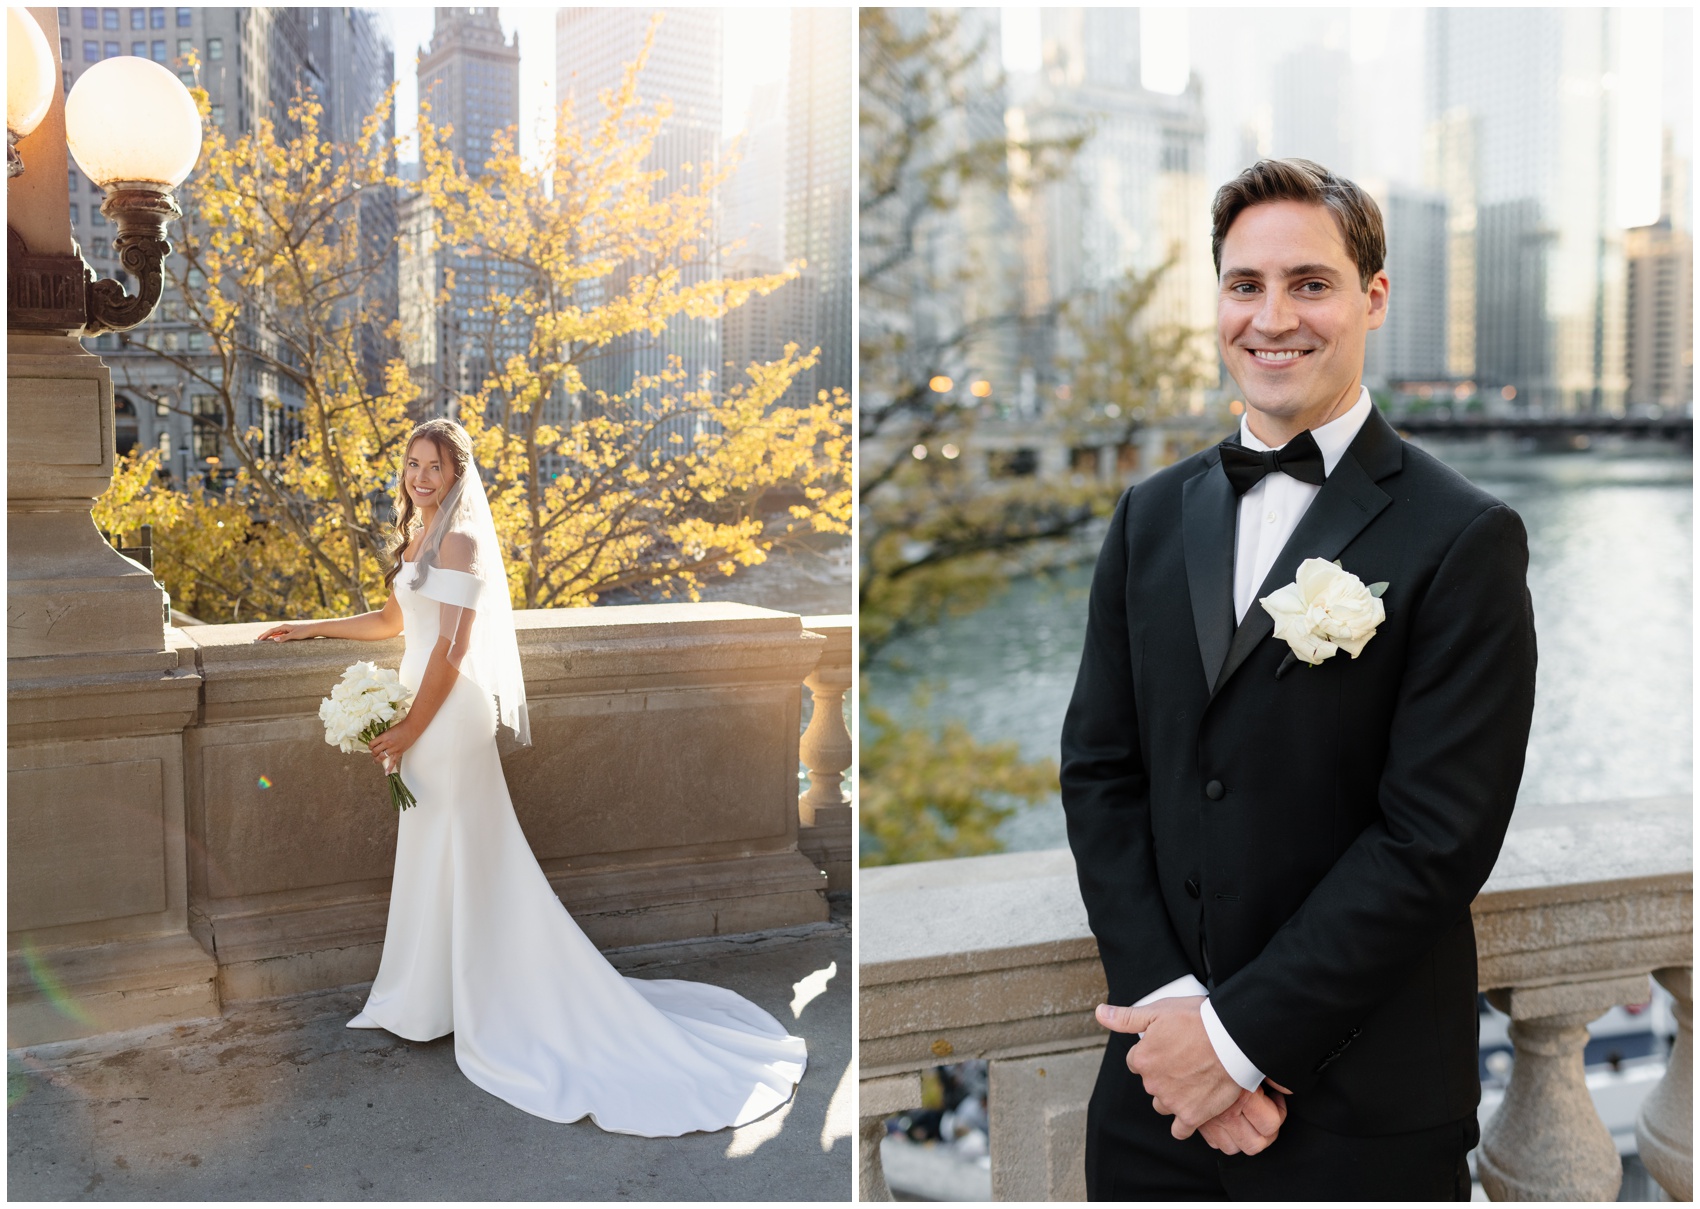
[255,622,318,642]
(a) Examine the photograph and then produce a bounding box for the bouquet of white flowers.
[320,661,418,810]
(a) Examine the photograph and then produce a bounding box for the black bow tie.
[1218,429,1327,496]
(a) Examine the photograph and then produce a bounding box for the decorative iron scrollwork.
[82,182,180,335]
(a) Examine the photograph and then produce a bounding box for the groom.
[1059,158,1537,1199]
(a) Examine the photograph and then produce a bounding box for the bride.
[255,418,806,1136]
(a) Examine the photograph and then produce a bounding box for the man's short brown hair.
[1211,158,1386,290]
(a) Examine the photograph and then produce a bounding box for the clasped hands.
[1096,997,1290,1156]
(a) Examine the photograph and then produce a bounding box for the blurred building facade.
[1423,7,1627,413]
[1025,8,1217,409]
[721,77,809,396]
[66,6,396,483]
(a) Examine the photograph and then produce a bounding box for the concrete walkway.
[8,902,851,1201]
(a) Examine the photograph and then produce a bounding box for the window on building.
[151,39,164,61]
[177,69,192,86]
[103,40,118,57]
[159,430,171,458]
[129,8,142,28]
[60,35,71,59]
[93,207,106,226]
[188,331,204,351]
[155,398,169,416]
[82,8,96,28]
[175,6,188,26]
[210,105,224,126]
[59,7,71,24]
[206,37,221,59]
[131,40,145,55]
[69,203,79,225]
[63,67,73,92]
[176,36,188,58]
[150,7,163,28]
[68,167,78,192]
[84,39,98,60]
[102,8,117,30]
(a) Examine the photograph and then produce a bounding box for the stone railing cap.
[862,797,1694,983]
[1479,794,1692,902]
[861,849,1095,985]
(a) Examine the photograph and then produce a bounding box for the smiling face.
[1217,199,1389,445]
[403,435,457,513]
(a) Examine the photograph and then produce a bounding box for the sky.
[376,6,788,168]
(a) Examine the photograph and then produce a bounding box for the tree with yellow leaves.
[106,81,415,622]
[105,25,849,621]
[412,20,849,609]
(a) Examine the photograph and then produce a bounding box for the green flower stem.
[358,718,418,811]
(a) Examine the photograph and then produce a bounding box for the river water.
[867,439,1693,853]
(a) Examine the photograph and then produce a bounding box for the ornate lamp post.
[7,7,218,1050]
[9,32,201,335]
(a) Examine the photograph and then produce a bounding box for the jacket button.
[1185,878,1200,899]
[1205,780,1225,800]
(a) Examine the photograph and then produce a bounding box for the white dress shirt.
[1141,386,1375,1093]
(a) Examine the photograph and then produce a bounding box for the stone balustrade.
[9,602,851,1045]
[798,616,852,894]
[859,796,1692,1202]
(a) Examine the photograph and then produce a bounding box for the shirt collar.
[1239,386,1373,477]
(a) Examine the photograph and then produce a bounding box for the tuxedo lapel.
[1210,407,1403,699]
[1181,448,1239,694]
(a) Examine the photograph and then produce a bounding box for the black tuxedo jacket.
[1060,405,1537,1136]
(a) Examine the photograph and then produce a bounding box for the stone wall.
[10,603,841,1043]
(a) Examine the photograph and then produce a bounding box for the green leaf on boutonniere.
[1368,581,1389,597]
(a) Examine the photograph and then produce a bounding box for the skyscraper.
[1363,182,1449,389]
[1624,133,1694,411]
[785,7,853,402]
[1424,7,1626,412]
[721,78,810,395]
[416,6,519,178]
[402,7,522,416]
[555,8,723,401]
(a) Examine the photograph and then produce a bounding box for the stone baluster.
[1635,966,1693,1200]
[1478,973,1648,1201]
[799,657,851,824]
[859,1073,920,1202]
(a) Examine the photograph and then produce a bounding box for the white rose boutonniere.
[1260,558,1388,669]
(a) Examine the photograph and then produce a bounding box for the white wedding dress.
[346,560,807,1136]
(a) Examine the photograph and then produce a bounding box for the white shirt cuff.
[1134,974,1209,1007]
[1201,998,1266,1091]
